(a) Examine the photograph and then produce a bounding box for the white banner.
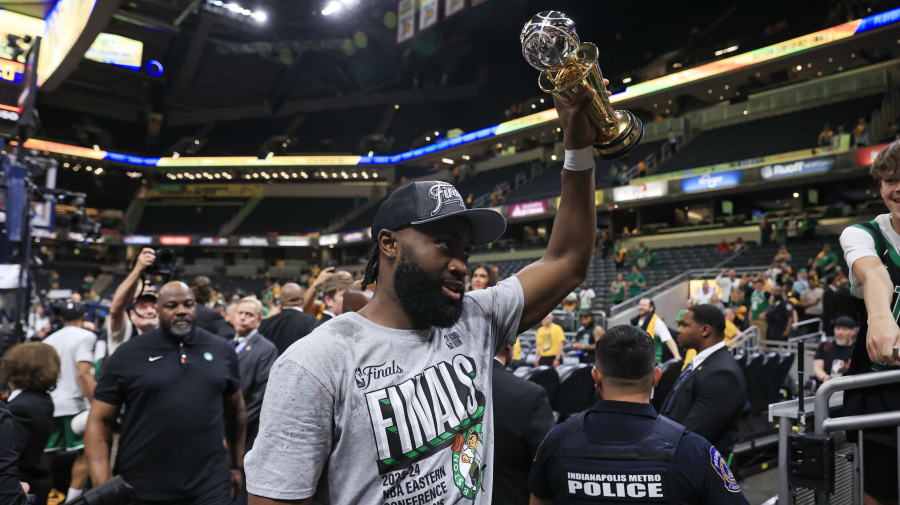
[612,181,668,202]
[444,0,465,18]
[419,0,438,31]
[397,0,416,43]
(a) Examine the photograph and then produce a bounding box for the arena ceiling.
[28,0,894,156]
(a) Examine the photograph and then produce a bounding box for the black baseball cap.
[834,316,857,329]
[371,181,506,247]
[59,301,85,321]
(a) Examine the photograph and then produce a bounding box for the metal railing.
[814,370,900,505]
[608,255,758,318]
[727,325,761,354]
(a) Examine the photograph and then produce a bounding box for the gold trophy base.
[539,43,643,160]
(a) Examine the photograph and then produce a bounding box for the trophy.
[521,11,643,159]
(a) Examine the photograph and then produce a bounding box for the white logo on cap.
[428,182,465,216]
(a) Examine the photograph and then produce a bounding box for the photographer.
[106,248,160,356]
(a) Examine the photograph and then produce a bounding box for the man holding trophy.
[245,11,630,505]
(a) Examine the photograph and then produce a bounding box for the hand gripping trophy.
[522,11,643,159]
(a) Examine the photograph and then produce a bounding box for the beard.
[393,251,464,328]
[160,317,193,341]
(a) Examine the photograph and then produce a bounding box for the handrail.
[608,252,758,317]
[814,370,900,434]
[727,325,760,353]
[792,317,823,335]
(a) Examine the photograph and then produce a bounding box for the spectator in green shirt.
[627,265,646,298]
[774,215,788,245]
[749,278,770,340]
[815,243,840,278]
[610,273,626,304]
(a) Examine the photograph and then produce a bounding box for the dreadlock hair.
[361,243,379,289]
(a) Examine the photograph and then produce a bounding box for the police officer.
[571,310,604,364]
[528,325,750,504]
[764,284,795,341]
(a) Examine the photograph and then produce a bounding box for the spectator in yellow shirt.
[724,308,740,343]
[534,314,565,368]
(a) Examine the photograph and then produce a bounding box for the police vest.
[555,411,683,503]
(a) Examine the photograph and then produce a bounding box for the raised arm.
[516,88,599,332]
[852,256,900,364]
[302,267,334,315]
[109,248,155,335]
[84,400,120,486]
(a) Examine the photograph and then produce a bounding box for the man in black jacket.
[192,276,235,339]
[662,304,747,454]
[822,276,858,337]
[491,340,554,505]
[258,283,320,355]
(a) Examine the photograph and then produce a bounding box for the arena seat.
[520,366,560,402]
[741,353,764,413]
[651,358,684,412]
[733,352,747,371]
[233,197,357,234]
[513,366,533,378]
[137,203,245,235]
[552,364,596,417]
[751,352,781,413]
[655,94,884,174]
[765,352,796,406]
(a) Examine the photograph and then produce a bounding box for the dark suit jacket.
[0,400,28,505]
[491,360,555,505]
[7,390,53,505]
[257,307,321,355]
[237,332,278,450]
[661,346,746,452]
[195,304,234,339]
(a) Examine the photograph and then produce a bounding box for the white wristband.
[563,147,594,171]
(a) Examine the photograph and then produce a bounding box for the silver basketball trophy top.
[520,11,580,72]
[520,10,643,160]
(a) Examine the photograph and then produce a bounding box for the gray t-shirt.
[245,277,524,504]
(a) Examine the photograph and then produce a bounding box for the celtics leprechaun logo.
[451,424,484,499]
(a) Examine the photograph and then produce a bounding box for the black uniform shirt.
[94,327,240,501]
[528,399,750,504]
[765,298,793,331]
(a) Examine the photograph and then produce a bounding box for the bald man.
[258,283,321,355]
[85,282,246,504]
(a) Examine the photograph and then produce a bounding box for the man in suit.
[491,340,555,505]
[663,304,747,454]
[192,276,235,339]
[822,276,858,337]
[231,297,278,451]
[258,283,320,355]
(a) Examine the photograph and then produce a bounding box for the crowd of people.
[0,89,897,505]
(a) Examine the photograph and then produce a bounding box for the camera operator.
[105,248,160,356]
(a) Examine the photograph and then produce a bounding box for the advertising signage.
[613,181,668,202]
[159,235,191,246]
[123,234,152,245]
[238,236,268,247]
[759,155,835,180]
[198,237,229,246]
[276,236,310,247]
[856,143,888,167]
[680,170,743,193]
[509,200,548,218]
